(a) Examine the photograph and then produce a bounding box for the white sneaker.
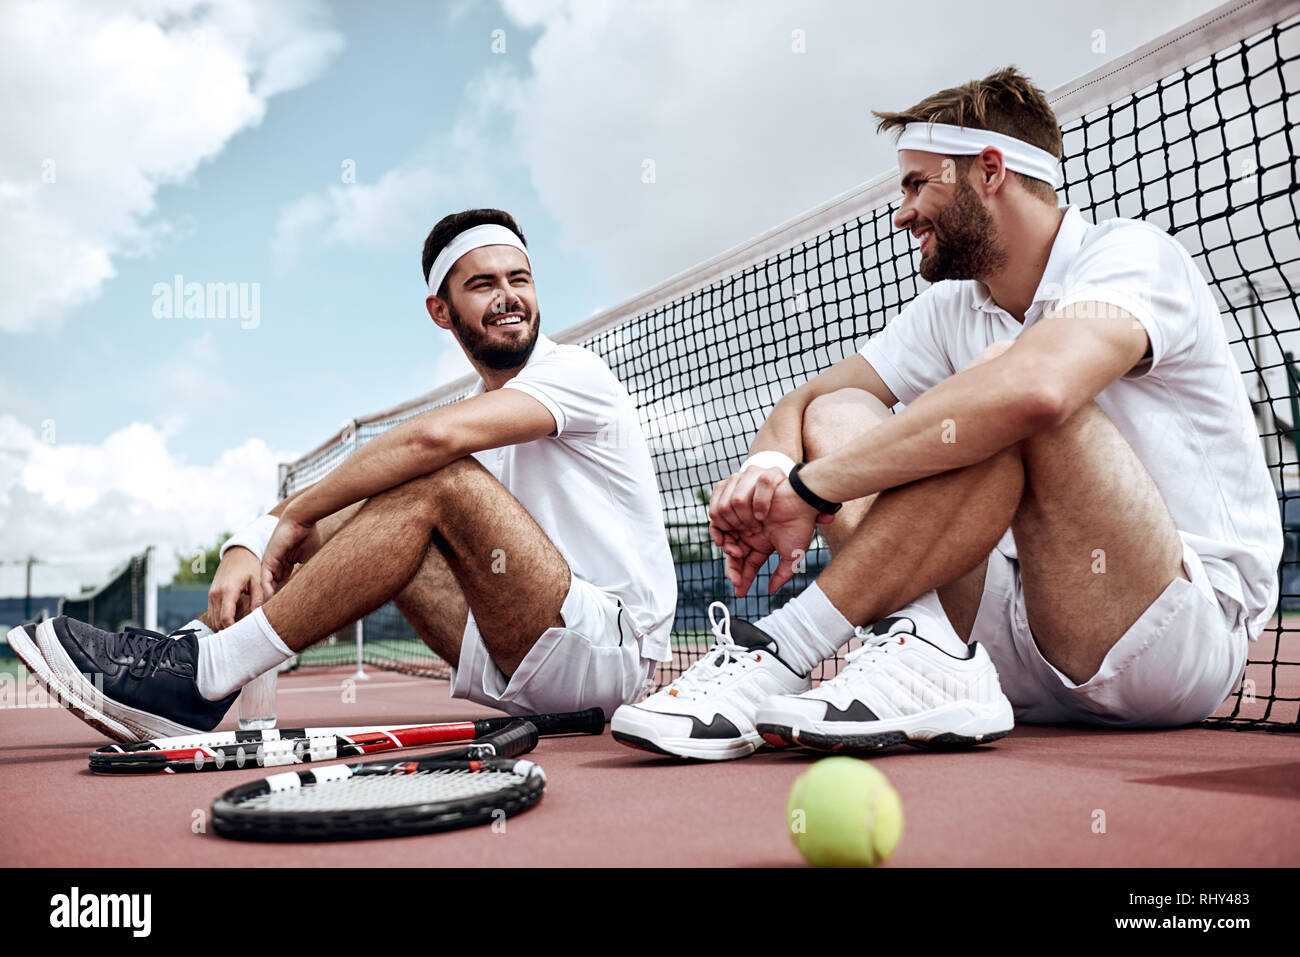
[755,616,1014,752]
[611,602,811,760]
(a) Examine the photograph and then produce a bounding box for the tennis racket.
[89,707,604,774]
[212,719,545,841]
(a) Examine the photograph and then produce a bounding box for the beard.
[918,177,1008,283]
[448,300,541,371]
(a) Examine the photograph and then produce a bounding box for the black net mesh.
[59,552,149,633]
[282,14,1299,730]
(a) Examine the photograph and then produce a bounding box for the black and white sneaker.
[755,617,1014,752]
[610,602,811,760]
[9,617,238,742]
[4,621,126,737]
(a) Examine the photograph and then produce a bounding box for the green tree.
[667,487,716,562]
[173,533,232,584]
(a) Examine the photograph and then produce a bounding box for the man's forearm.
[743,354,896,469]
[285,417,455,526]
[745,389,815,464]
[268,487,307,518]
[798,360,1055,503]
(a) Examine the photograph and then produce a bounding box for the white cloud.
[0,0,342,333]
[272,164,444,272]
[268,194,333,273]
[431,343,476,391]
[396,341,478,410]
[269,69,524,272]
[430,343,474,388]
[0,414,295,595]
[495,0,1225,295]
[166,329,227,401]
[262,0,1225,310]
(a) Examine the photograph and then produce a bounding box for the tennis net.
[281,0,1300,731]
[59,547,158,634]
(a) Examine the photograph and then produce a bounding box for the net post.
[352,618,368,680]
[143,545,158,631]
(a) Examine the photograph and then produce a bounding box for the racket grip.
[513,707,606,736]
[487,720,541,758]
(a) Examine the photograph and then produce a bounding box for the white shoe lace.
[666,602,754,697]
[827,621,908,684]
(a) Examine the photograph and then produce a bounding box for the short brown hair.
[873,67,1062,204]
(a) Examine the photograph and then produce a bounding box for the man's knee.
[317,499,366,544]
[803,388,892,453]
[1017,397,1114,464]
[369,456,485,521]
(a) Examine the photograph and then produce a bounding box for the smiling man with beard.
[15,209,677,739]
[610,68,1280,760]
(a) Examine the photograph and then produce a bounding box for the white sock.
[755,582,855,674]
[886,590,969,656]
[177,618,213,639]
[196,607,293,699]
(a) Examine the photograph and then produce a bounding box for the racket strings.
[244,768,530,812]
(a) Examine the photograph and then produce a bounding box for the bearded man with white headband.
[17,208,677,740]
[611,68,1280,760]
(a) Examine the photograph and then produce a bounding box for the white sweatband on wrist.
[742,450,797,477]
[219,514,280,563]
[896,122,1062,188]
[426,224,530,297]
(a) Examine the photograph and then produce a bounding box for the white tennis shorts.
[972,532,1248,727]
[450,575,657,718]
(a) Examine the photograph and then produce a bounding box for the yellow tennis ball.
[786,757,903,867]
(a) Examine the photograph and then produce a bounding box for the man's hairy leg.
[1012,400,1185,683]
[260,457,569,676]
[799,387,1022,632]
[198,500,367,633]
[796,381,1185,684]
[392,545,469,665]
[799,388,886,557]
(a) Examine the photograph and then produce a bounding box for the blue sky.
[0,0,1224,595]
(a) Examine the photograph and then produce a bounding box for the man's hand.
[762,479,831,594]
[714,524,777,598]
[709,465,789,541]
[709,464,789,596]
[207,546,264,629]
[710,465,829,596]
[260,513,323,599]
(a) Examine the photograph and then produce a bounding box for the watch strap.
[788,463,842,515]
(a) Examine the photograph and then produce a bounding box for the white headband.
[896,122,1062,188]
[426,224,530,297]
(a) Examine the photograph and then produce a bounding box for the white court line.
[277,680,427,695]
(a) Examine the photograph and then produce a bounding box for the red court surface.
[1,662,1296,868]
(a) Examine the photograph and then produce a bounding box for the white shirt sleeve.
[1054,223,1198,377]
[857,287,956,405]
[502,346,623,438]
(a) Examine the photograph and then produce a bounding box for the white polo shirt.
[860,206,1282,641]
[468,333,677,661]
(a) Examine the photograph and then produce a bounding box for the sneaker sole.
[611,728,760,760]
[758,724,912,751]
[34,620,203,741]
[609,731,678,757]
[611,709,760,761]
[756,700,1014,753]
[6,624,136,742]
